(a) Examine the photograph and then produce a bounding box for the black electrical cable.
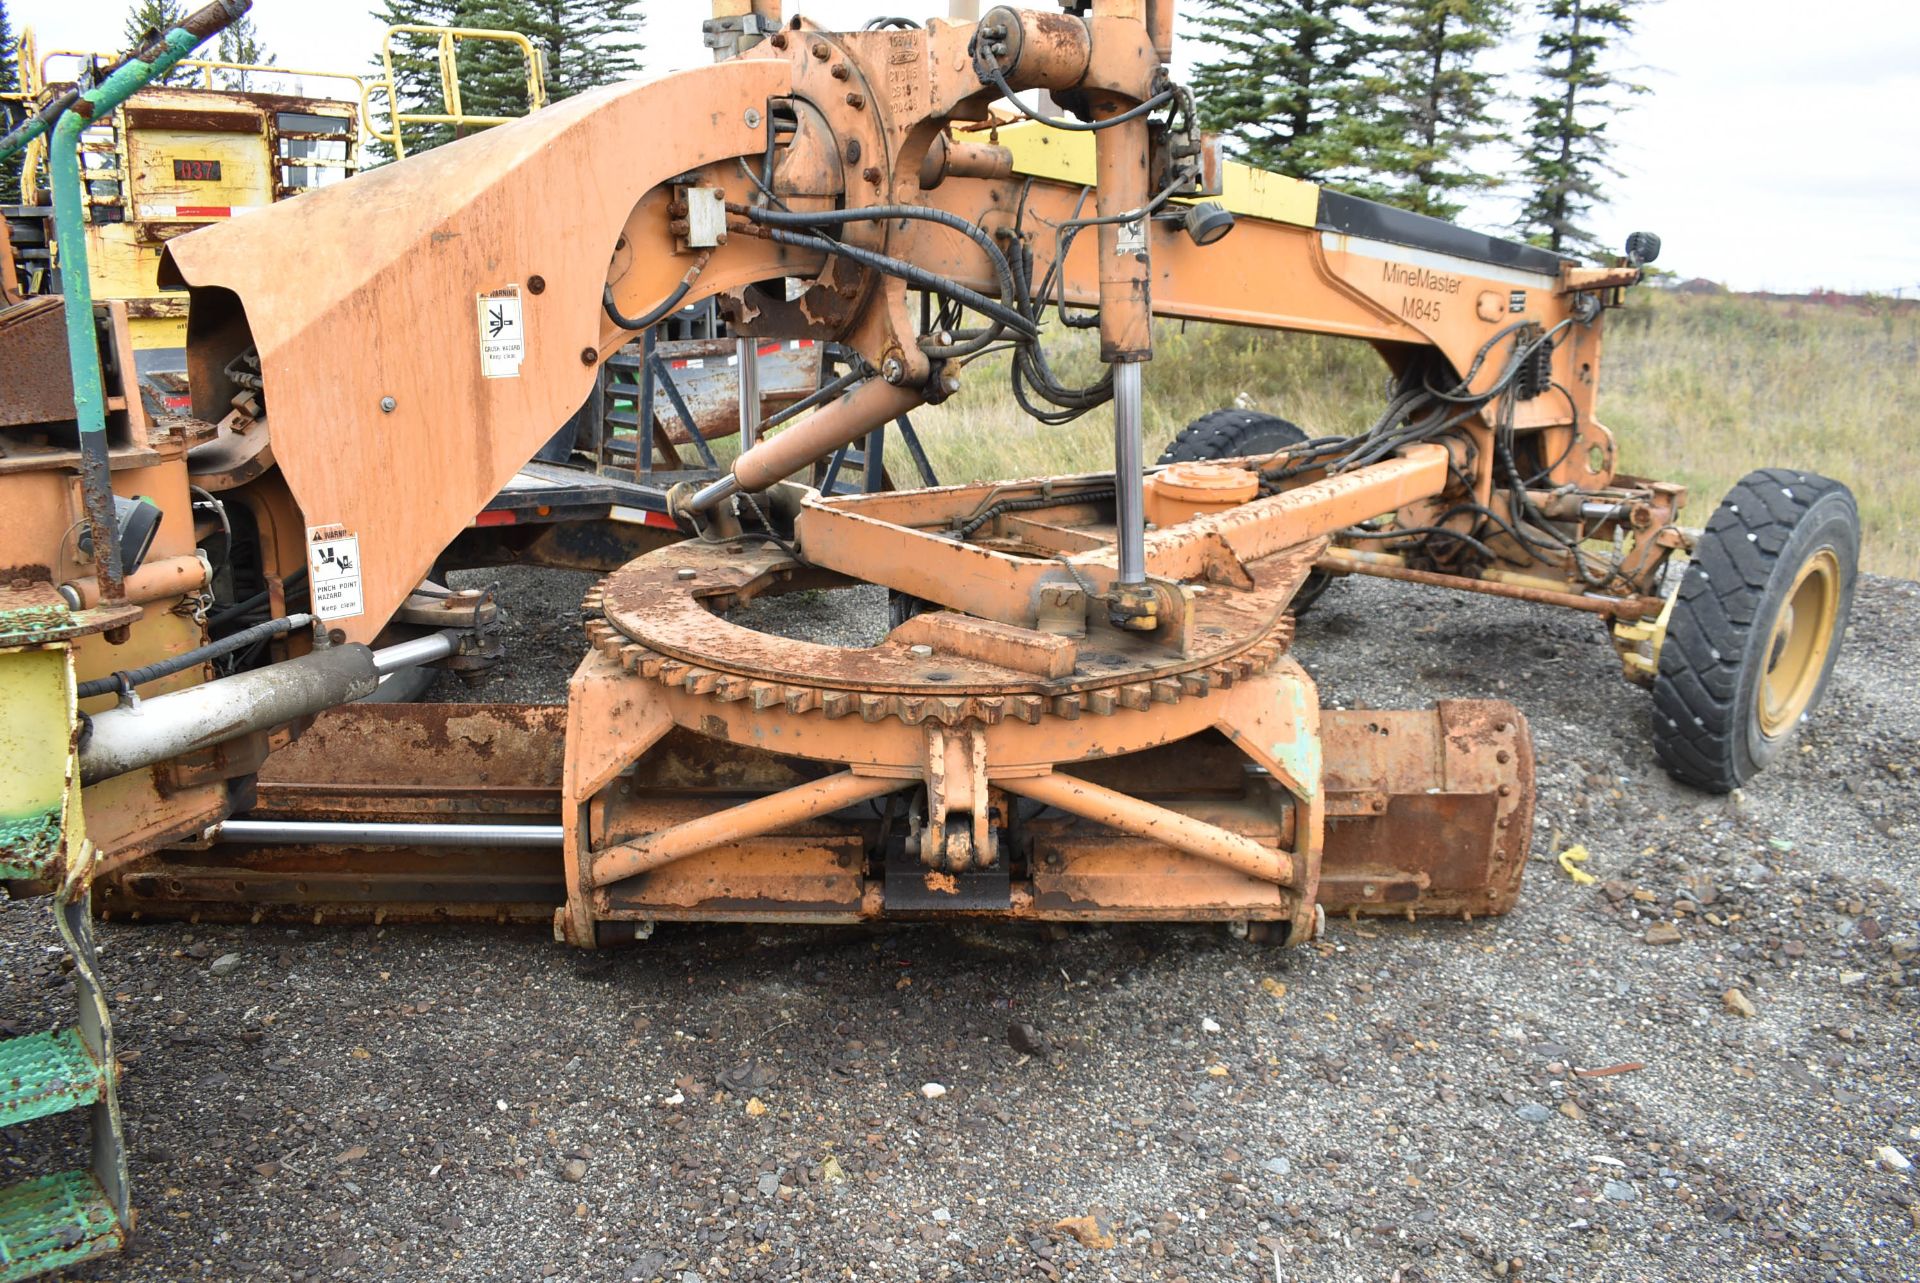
[739,203,1022,357]
[957,485,1117,540]
[974,54,1172,132]
[207,567,309,630]
[603,278,696,332]
[77,612,314,700]
[1340,525,1503,562]
[761,226,1036,339]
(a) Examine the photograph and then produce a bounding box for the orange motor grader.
[6,1,1858,958]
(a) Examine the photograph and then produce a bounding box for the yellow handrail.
[369,25,547,160]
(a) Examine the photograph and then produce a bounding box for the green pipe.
[51,27,200,603]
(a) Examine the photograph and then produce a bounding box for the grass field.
[898,291,1918,579]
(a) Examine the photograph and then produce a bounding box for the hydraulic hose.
[77,612,316,700]
[603,253,709,331]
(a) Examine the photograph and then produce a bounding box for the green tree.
[1189,1,1393,189]
[213,13,274,90]
[513,0,644,101]
[1513,0,1645,255]
[368,0,629,160]
[1,0,21,204]
[122,0,192,85]
[1366,0,1514,219]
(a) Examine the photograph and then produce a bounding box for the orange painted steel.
[21,0,1678,945]
[588,771,906,888]
[999,771,1294,886]
[153,6,1633,644]
[725,378,923,494]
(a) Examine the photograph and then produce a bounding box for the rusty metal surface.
[1320,547,1660,619]
[0,298,78,429]
[646,338,822,445]
[1317,700,1535,919]
[58,6,1597,948]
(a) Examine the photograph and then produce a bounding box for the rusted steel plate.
[255,703,566,807]
[0,297,78,429]
[1317,700,1534,918]
[647,338,822,445]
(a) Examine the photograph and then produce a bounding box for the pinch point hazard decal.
[306,524,364,621]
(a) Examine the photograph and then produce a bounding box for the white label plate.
[306,525,364,621]
[477,285,525,378]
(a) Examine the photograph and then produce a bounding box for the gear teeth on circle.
[594,601,1295,726]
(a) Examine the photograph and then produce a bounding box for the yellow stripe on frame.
[957,119,1320,228]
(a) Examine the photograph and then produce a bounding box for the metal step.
[0,1170,124,1282]
[0,1031,106,1129]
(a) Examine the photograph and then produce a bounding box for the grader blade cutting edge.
[93,694,1530,939]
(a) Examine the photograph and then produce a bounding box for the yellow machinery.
[1,22,544,394]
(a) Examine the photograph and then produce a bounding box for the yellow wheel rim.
[1756,548,1840,738]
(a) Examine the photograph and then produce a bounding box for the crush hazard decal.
[477,284,526,378]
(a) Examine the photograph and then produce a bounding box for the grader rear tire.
[1160,409,1334,613]
[1652,469,1859,792]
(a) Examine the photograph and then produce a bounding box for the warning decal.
[306,525,365,621]
[1115,218,1146,257]
[477,284,525,378]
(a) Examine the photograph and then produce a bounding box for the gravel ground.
[3,568,1915,1283]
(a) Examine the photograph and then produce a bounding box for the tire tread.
[1652,470,1857,791]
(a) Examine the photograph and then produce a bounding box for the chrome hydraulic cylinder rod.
[371,631,458,674]
[736,336,761,448]
[1113,361,1146,586]
[211,819,562,848]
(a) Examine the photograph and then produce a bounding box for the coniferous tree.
[1,0,21,204]
[1513,0,1643,254]
[1367,0,1514,220]
[122,0,192,84]
[213,13,274,90]
[367,0,466,159]
[368,0,641,159]
[513,0,644,100]
[1189,1,1392,189]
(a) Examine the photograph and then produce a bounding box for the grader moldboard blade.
[101,464,1533,946]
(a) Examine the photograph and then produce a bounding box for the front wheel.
[1652,469,1859,792]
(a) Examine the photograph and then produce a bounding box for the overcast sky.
[14,0,1917,293]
